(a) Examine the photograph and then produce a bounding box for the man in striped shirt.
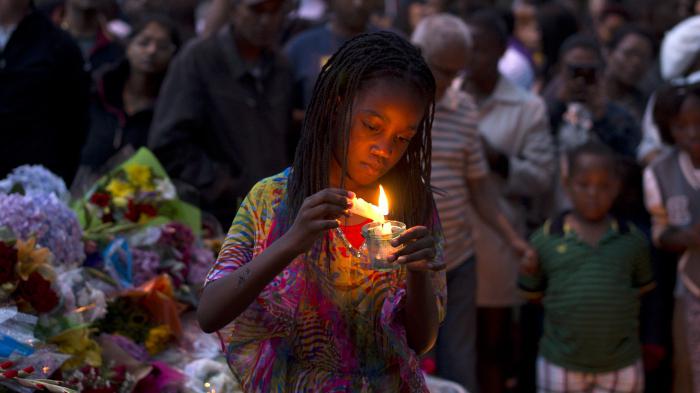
[412,14,535,392]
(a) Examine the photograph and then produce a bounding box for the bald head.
[412,13,472,100]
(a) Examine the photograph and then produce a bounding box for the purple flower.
[0,165,69,201]
[131,249,161,286]
[101,334,149,362]
[0,193,84,264]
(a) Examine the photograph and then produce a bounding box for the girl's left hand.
[387,226,445,272]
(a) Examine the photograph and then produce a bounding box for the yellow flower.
[106,179,134,199]
[125,164,153,189]
[15,238,54,281]
[145,324,173,356]
[49,327,102,369]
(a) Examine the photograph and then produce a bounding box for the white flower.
[184,359,239,393]
[155,179,177,200]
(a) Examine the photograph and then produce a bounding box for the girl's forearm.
[404,270,439,355]
[197,235,299,333]
[659,227,698,253]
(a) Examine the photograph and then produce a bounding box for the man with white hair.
[412,14,535,392]
[638,15,700,164]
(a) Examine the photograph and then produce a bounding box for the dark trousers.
[436,257,477,392]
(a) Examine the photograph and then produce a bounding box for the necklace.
[334,227,363,258]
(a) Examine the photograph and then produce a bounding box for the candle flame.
[378,185,389,216]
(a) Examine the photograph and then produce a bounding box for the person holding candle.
[197,31,446,392]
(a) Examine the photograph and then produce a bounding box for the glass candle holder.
[360,220,406,271]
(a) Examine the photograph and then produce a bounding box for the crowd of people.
[2,0,700,392]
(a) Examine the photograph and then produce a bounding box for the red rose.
[124,200,140,222]
[89,192,111,208]
[0,242,17,284]
[17,272,58,313]
[138,204,157,218]
[2,370,18,378]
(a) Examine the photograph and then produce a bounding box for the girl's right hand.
[283,188,354,255]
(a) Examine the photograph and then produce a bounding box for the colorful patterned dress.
[205,169,446,392]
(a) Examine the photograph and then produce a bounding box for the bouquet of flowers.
[74,148,200,239]
[92,275,184,357]
[129,222,213,292]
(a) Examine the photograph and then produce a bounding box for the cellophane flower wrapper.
[0,305,38,356]
[0,349,74,393]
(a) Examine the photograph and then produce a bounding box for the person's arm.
[197,188,352,333]
[502,98,556,198]
[638,94,664,165]
[643,167,700,253]
[388,225,444,355]
[658,224,700,253]
[517,230,545,301]
[467,175,535,260]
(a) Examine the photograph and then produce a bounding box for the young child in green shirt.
[520,141,655,393]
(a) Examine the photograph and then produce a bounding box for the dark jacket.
[81,59,154,169]
[0,9,89,184]
[149,26,293,226]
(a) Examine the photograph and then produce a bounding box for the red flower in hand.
[90,192,111,208]
[17,272,58,313]
[0,241,17,284]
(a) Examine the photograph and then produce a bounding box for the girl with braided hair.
[197,31,446,392]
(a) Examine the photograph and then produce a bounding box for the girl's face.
[672,94,700,164]
[127,22,176,75]
[333,78,427,190]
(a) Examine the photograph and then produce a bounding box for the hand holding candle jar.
[351,185,407,270]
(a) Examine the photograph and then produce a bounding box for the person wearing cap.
[149,0,294,228]
[0,0,90,184]
[638,15,700,165]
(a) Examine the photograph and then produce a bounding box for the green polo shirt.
[519,215,654,372]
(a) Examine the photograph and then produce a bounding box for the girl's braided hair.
[286,31,437,229]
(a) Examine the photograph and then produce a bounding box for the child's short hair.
[566,141,620,178]
[653,82,700,144]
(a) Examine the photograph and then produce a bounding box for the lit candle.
[378,185,392,235]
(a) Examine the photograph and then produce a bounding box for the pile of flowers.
[0,153,241,393]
